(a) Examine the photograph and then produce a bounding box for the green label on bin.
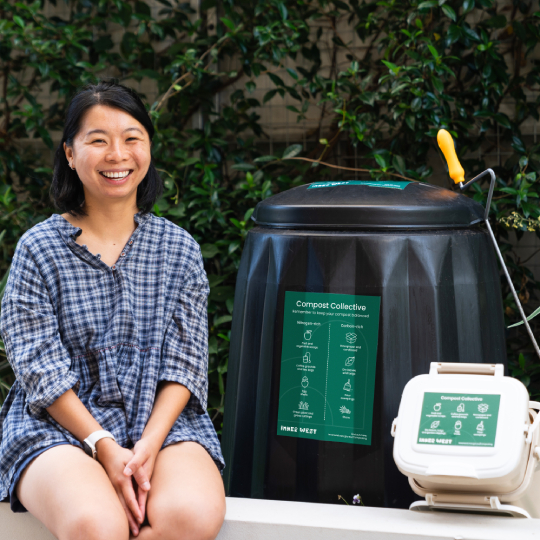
[308,180,411,190]
[417,393,501,447]
[277,292,380,445]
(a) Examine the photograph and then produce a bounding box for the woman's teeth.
[101,171,130,179]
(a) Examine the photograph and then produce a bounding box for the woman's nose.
[105,140,127,161]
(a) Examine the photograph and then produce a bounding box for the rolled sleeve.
[159,248,210,414]
[0,244,78,418]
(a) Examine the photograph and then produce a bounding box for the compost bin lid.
[252,180,485,230]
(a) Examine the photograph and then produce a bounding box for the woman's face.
[64,105,151,208]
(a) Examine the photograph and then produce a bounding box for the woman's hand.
[122,438,159,523]
[96,438,149,536]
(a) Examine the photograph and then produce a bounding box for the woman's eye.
[126,137,139,142]
[92,139,105,143]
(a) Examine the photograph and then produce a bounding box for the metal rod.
[460,168,496,221]
[459,168,540,361]
[485,219,540,361]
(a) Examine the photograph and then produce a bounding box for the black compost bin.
[221,179,507,509]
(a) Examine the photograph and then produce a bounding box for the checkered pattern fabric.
[0,212,224,501]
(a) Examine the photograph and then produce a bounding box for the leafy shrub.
[2,0,540,424]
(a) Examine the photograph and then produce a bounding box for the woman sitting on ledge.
[0,81,225,540]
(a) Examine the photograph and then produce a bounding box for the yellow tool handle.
[437,129,465,184]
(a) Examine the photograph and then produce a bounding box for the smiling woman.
[51,83,162,218]
[0,81,226,540]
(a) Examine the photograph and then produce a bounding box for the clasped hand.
[96,438,158,536]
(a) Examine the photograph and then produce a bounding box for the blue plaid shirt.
[0,212,224,499]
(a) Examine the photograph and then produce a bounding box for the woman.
[0,81,226,540]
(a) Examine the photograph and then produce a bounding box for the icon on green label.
[457,403,465,412]
[277,291,381,446]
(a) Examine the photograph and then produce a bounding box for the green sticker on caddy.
[277,292,381,445]
[417,393,501,447]
[308,180,411,190]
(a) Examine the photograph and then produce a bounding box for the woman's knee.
[60,505,129,540]
[150,492,226,540]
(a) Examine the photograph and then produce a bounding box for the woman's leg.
[17,445,130,540]
[136,441,225,540]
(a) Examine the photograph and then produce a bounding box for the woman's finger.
[124,446,149,476]
[132,463,151,491]
[124,448,151,491]
[137,485,148,525]
[121,477,143,525]
[117,490,140,537]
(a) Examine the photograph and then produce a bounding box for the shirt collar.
[52,211,152,242]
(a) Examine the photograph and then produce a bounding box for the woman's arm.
[46,389,146,535]
[123,381,191,480]
[46,388,103,441]
[122,382,191,524]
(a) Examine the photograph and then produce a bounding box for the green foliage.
[2,0,540,421]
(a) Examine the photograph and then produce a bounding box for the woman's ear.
[64,142,74,168]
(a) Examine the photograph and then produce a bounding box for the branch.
[283,156,416,182]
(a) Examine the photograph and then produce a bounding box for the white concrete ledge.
[2,497,539,539]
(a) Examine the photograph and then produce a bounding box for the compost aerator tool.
[437,129,540,361]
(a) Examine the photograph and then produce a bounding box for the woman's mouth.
[99,170,133,184]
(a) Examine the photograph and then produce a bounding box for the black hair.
[50,80,162,216]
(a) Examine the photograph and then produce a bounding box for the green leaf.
[441,4,456,20]
[282,144,303,159]
[232,163,256,171]
[508,306,540,328]
[215,315,233,326]
[13,15,24,28]
[432,77,444,93]
[418,0,438,8]
[427,44,440,59]
[263,89,278,103]
[0,267,10,303]
[494,113,511,129]
[405,115,416,130]
[201,244,220,258]
[462,26,479,41]
[393,155,406,175]
[221,17,235,31]
[462,0,474,12]
[253,155,278,163]
[277,2,288,20]
[360,92,375,106]
[411,97,422,112]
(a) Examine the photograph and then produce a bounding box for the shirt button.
[121,252,126,257]
[112,265,116,270]
[129,240,133,245]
